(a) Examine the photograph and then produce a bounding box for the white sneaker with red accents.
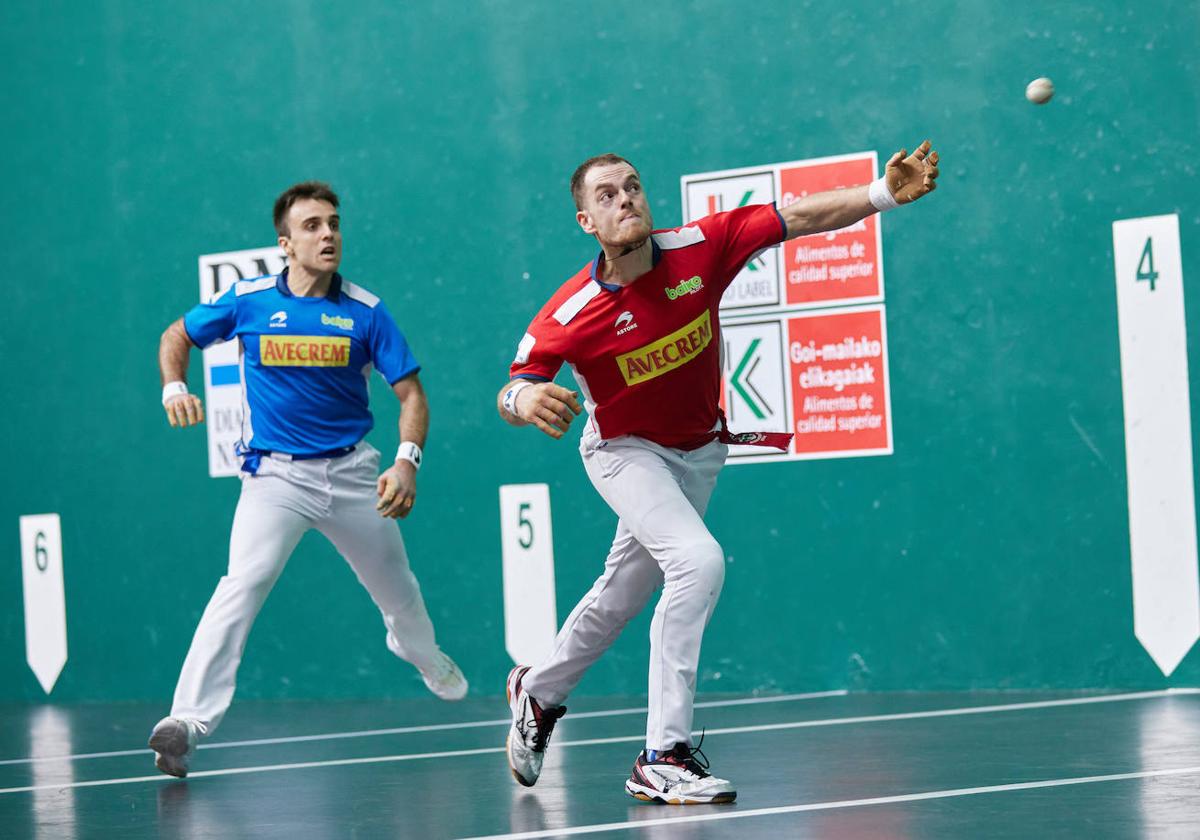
[505,665,566,787]
[625,741,737,805]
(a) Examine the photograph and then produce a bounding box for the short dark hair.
[273,181,340,237]
[569,153,637,210]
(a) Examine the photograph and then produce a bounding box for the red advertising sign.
[683,152,894,464]
[786,307,891,456]
[779,155,882,306]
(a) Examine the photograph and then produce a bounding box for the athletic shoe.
[148,716,206,778]
[505,665,567,787]
[419,652,468,701]
[625,740,736,805]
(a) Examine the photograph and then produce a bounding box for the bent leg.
[317,447,440,670]
[523,521,662,706]
[170,473,310,734]
[584,437,728,751]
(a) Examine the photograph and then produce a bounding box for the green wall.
[3,0,1198,704]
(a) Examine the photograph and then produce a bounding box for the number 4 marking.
[1137,237,1159,291]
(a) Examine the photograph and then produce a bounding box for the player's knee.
[217,570,276,601]
[683,540,725,591]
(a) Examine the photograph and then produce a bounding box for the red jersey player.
[497,143,939,804]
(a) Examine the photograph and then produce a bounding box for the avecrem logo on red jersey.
[616,310,713,385]
[664,275,704,300]
[260,335,351,367]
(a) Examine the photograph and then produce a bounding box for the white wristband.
[868,176,900,212]
[396,441,422,470]
[503,381,532,419]
[162,381,189,406]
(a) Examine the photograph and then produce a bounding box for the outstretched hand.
[884,140,940,204]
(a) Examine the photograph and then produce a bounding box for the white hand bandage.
[503,381,533,419]
[396,441,422,470]
[868,176,900,212]
[162,381,189,406]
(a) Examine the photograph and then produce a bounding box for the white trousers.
[523,425,728,751]
[170,444,441,734]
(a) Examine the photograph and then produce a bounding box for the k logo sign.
[681,168,780,310]
[720,321,788,459]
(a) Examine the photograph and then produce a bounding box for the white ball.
[1025,77,1054,105]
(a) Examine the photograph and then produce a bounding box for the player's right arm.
[159,317,205,428]
[500,290,586,439]
[496,378,582,439]
[160,281,241,428]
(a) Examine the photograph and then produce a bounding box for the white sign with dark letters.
[196,246,286,477]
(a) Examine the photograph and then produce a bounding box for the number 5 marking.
[518,502,534,549]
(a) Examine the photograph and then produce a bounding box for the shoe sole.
[154,752,189,779]
[149,723,191,779]
[505,732,537,787]
[148,722,189,758]
[425,681,469,702]
[624,780,736,805]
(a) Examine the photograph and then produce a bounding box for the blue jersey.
[184,270,419,456]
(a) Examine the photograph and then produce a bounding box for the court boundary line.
[456,764,1200,840]
[0,690,847,766]
[1,688,1194,795]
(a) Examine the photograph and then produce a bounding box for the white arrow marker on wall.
[1113,214,1200,675]
[20,514,68,693]
[500,484,558,666]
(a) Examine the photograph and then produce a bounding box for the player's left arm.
[376,372,429,520]
[780,140,940,240]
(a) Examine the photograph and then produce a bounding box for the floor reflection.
[29,707,76,840]
[1136,692,1200,836]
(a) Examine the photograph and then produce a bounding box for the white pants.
[170,443,441,734]
[523,425,728,751]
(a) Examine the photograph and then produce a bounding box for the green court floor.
[2,689,1199,838]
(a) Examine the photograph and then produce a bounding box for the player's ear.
[277,235,292,258]
[577,209,596,236]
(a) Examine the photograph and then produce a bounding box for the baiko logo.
[321,313,355,331]
[665,276,704,300]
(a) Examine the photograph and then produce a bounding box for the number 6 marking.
[34,531,48,572]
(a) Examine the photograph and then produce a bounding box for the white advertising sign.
[196,246,286,477]
[682,168,780,310]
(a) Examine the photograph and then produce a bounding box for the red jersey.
[510,203,787,449]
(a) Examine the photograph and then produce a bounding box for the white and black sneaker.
[505,665,567,787]
[625,739,736,805]
[148,716,206,778]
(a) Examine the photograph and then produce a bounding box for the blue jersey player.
[149,182,467,778]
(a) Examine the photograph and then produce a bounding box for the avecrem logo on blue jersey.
[260,335,351,366]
